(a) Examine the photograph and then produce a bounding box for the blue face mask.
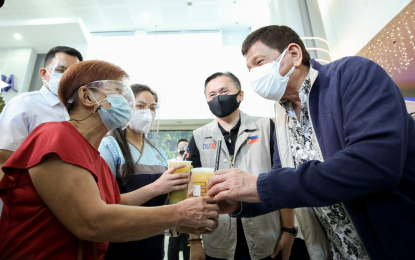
[89,91,133,131]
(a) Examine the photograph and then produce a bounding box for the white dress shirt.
[0,86,69,152]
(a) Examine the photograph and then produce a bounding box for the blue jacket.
[240,57,415,259]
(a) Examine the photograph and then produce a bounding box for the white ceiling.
[0,18,90,53]
[0,0,270,32]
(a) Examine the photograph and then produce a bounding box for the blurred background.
[1,0,414,156]
[1,1,414,259]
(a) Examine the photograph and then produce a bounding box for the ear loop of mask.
[277,48,295,77]
[68,89,102,123]
[277,49,287,63]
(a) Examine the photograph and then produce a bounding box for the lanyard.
[229,155,235,168]
[228,135,238,168]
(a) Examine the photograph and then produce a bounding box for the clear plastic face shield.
[133,97,160,140]
[45,59,68,75]
[149,102,160,140]
[68,80,135,130]
[43,58,58,82]
[43,59,66,96]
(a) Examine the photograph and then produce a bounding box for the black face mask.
[179,149,185,155]
[208,91,241,118]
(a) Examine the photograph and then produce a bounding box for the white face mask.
[47,73,63,96]
[129,109,153,134]
[249,48,295,101]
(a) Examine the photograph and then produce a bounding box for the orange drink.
[168,160,192,204]
[191,168,214,197]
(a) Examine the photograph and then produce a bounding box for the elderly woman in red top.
[0,60,218,260]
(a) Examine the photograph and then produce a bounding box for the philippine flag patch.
[247,135,260,144]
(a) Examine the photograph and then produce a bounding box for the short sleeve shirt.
[98,136,168,178]
[0,121,120,260]
[98,136,168,260]
[0,86,69,151]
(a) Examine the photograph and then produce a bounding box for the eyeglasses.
[46,65,68,74]
[135,100,159,112]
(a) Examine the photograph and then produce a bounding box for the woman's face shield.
[75,80,136,130]
[86,80,135,113]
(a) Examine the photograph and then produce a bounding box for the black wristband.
[281,227,298,237]
[188,238,203,242]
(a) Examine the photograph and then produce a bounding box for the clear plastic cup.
[191,168,214,197]
[168,160,192,204]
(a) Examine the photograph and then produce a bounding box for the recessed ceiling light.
[14,33,22,40]
[143,12,152,20]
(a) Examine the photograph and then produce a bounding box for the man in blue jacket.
[207,25,415,260]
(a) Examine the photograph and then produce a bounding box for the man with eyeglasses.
[0,46,83,181]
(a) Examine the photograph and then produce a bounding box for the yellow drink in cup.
[168,160,192,204]
[191,168,214,197]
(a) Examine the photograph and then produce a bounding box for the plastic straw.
[214,140,222,172]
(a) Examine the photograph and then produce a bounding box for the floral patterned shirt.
[280,73,368,260]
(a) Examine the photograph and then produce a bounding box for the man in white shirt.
[0,46,83,179]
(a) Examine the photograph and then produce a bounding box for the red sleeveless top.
[0,121,121,260]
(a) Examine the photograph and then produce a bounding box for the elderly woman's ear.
[77,86,96,109]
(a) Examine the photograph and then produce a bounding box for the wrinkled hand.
[271,232,295,259]
[182,190,218,234]
[153,164,190,195]
[207,168,260,203]
[176,197,219,230]
[190,242,206,260]
[188,189,240,215]
[177,219,218,235]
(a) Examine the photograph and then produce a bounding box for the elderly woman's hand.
[175,197,219,231]
[177,218,219,235]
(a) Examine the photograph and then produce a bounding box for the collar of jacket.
[204,111,257,142]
